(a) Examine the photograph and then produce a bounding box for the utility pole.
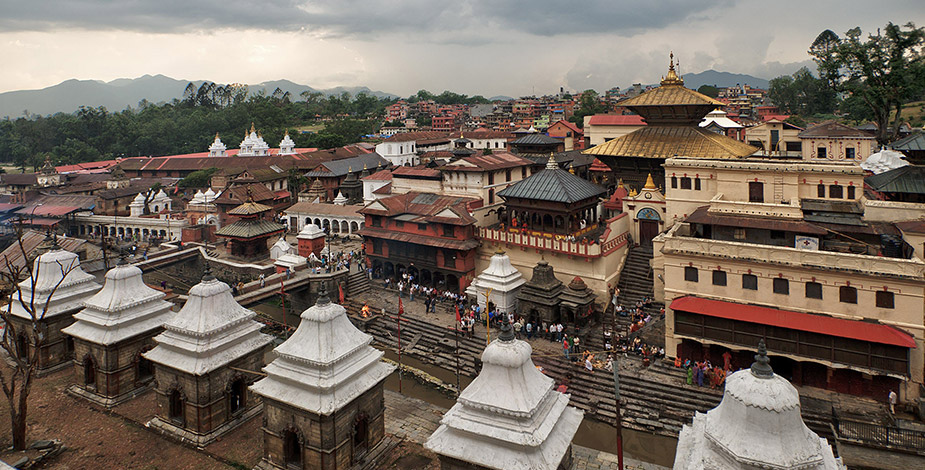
[612,360,624,470]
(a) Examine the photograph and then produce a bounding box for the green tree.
[768,67,837,116]
[178,167,218,188]
[811,22,925,144]
[697,85,719,98]
[569,89,606,128]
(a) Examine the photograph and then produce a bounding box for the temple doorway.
[283,430,302,468]
[229,378,247,415]
[353,414,369,459]
[84,356,96,388]
[639,220,659,247]
[169,390,184,424]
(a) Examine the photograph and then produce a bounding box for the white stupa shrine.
[673,340,846,470]
[208,133,227,157]
[238,123,271,156]
[63,255,174,406]
[332,190,348,206]
[7,241,102,371]
[278,131,296,155]
[465,248,526,314]
[861,148,909,174]
[425,319,583,470]
[143,267,274,445]
[269,236,295,260]
[250,289,395,469]
[129,192,146,217]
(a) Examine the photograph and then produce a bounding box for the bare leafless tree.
[0,229,78,450]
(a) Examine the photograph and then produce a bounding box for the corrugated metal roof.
[584,125,757,159]
[891,132,925,152]
[866,166,925,195]
[798,120,875,139]
[619,85,723,108]
[316,153,389,177]
[497,167,605,203]
[510,134,563,145]
[214,219,286,239]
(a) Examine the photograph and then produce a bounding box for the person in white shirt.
[889,390,898,414]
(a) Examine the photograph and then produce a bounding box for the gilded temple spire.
[661,51,684,87]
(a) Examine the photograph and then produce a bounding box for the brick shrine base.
[383,389,670,470]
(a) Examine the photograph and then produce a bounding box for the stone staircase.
[613,245,663,335]
[347,266,371,298]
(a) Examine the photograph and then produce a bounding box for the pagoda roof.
[215,219,286,239]
[584,126,757,160]
[227,201,273,216]
[510,134,563,146]
[619,85,723,108]
[498,163,605,204]
[144,274,273,375]
[891,131,925,152]
[250,294,395,415]
[62,262,174,346]
[866,165,925,195]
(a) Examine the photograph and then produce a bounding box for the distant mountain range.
[681,70,770,90]
[0,74,400,119]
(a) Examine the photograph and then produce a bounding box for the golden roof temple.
[585,53,757,161]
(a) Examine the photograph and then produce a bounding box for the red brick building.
[358,192,481,292]
[547,120,585,150]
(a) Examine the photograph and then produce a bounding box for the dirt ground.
[0,365,259,470]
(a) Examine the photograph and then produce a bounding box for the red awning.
[670,296,917,348]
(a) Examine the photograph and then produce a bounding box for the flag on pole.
[455,303,461,323]
[398,297,404,316]
[338,283,345,304]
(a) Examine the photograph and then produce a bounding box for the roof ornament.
[51,231,61,250]
[250,122,256,134]
[546,153,558,170]
[644,173,657,190]
[494,246,505,255]
[568,163,576,174]
[498,316,515,342]
[661,51,684,87]
[202,264,216,282]
[316,285,331,305]
[750,338,774,379]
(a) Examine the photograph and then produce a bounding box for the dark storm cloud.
[0,0,724,37]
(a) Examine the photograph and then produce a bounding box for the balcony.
[478,213,630,258]
[707,193,803,220]
[662,223,925,280]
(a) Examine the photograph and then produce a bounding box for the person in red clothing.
[563,338,570,360]
[722,350,732,371]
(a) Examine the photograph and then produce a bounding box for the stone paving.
[383,390,669,470]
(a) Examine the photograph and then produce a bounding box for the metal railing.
[833,415,925,454]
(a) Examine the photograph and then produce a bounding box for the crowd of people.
[674,350,733,389]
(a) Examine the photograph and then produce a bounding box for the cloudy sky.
[2,0,923,97]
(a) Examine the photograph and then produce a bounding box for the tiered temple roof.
[143,269,273,375]
[498,155,605,204]
[250,290,395,415]
[62,258,173,345]
[425,321,583,470]
[8,245,101,320]
[585,53,757,160]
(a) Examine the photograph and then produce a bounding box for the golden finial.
[363,164,368,170]
[546,152,558,170]
[348,166,353,173]
[661,51,684,86]
[617,178,624,189]
[495,246,506,255]
[569,163,576,174]
[284,129,289,137]
[215,132,220,139]
[629,188,638,197]
[644,173,656,190]
[250,122,256,133]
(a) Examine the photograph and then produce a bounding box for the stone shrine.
[673,340,846,470]
[516,260,565,325]
[558,276,596,327]
[297,223,326,259]
[425,320,583,470]
[465,248,526,314]
[143,268,274,446]
[6,240,101,371]
[250,289,395,470]
[62,255,174,407]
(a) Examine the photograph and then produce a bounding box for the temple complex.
[584,53,757,189]
[673,341,845,469]
[250,289,395,470]
[6,239,101,371]
[62,255,174,407]
[425,320,583,470]
[465,248,526,314]
[214,200,286,259]
[143,268,274,446]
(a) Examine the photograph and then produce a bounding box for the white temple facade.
[208,133,227,157]
[129,193,146,217]
[278,131,296,155]
[673,341,846,470]
[332,190,348,206]
[7,243,102,371]
[143,268,274,446]
[465,248,526,314]
[269,237,295,260]
[425,320,583,470]
[250,290,395,470]
[238,124,271,156]
[62,258,174,406]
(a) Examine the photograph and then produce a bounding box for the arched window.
[283,430,301,467]
[169,389,184,424]
[229,377,247,415]
[84,355,96,387]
